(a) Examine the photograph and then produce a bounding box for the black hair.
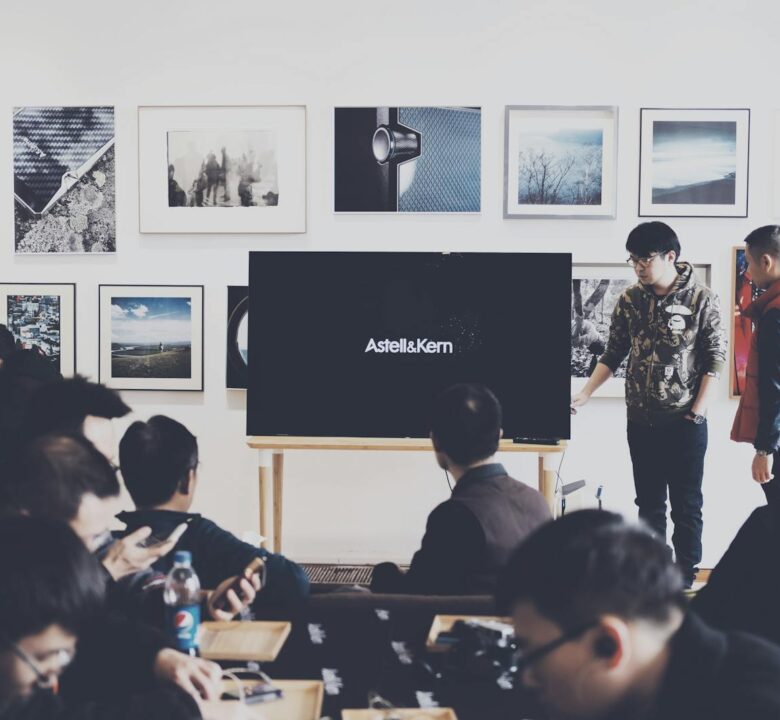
[430,384,502,467]
[0,324,15,362]
[496,510,685,626]
[626,222,681,262]
[119,415,199,508]
[23,376,130,440]
[0,515,105,643]
[1,434,120,522]
[744,225,780,260]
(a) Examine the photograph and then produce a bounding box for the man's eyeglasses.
[10,643,75,690]
[626,253,661,267]
[512,621,597,677]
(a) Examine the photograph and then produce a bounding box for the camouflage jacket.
[600,262,726,425]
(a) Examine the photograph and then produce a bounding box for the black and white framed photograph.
[0,283,76,375]
[504,106,617,218]
[138,106,306,234]
[571,263,711,397]
[99,285,204,391]
[14,106,115,253]
[639,108,750,217]
[334,106,481,213]
[226,285,248,389]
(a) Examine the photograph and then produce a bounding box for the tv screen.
[248,252,571,440]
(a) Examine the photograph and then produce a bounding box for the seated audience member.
[371,384,551,595]
[118,415,310,608]
[496,510,780,720]
[0,350,61,464]
[22,375,131,461]
[0,516,202,720]
[1,434,257,706]
[692,506,780,645]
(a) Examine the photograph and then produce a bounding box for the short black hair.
[120,415,199,508]
[496,510,685,626]
[1,434,120,522]
[0,516,105,644]
[744,225,780,260]
[0,324,15,362]
[626,222,681,262]
[24,376,130,439]
[430,384,502,466]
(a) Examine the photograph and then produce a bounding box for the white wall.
[2,0,776,566]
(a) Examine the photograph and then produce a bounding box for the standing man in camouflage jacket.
[571,222,726,587]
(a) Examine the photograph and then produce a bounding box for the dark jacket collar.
[650,612,726,716]
[117,508,201,530]
[452,462,507,495]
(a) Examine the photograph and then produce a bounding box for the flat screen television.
[248,251,571,440]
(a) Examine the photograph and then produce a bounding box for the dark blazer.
[371,463,551,595]
[692,506,780,645]
[115,510,310,609]
[648,612,780,719]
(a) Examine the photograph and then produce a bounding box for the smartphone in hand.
[211,557,265,611]
[138,518,193,549]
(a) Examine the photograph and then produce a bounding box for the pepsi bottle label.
[167,604,201,652]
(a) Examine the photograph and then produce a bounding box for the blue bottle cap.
[174,551,192,565]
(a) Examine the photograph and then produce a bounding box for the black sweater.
[116,510,310,609]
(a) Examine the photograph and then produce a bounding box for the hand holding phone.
[209,557,265,616]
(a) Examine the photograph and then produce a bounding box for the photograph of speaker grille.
[334,106,481,213]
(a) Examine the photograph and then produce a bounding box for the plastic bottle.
[163,551,202,656]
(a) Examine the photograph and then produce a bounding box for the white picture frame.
[138,105,306,234]
[639,108,750,218]
[503,105,618,219]
[99,285,204,391]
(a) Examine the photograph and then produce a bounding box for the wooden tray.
[202,680,323,720]
[199,621,291,662]
[426,614,512,652]
[342,710,457,719]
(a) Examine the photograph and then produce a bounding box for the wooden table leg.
[272,451,284,554]
[258,451,273,549]
[538,453,559,517]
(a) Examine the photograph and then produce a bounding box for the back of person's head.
[25,375,130,438]
[120,415,199,508]
[430,383,502,467]
[0,324,15,364]
[0,515,105,645]
[496,510,686,626]
[1,434,120,522]
[626,221,681,262]
[744,225,780,259]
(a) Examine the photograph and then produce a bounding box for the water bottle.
[163,551,202,656]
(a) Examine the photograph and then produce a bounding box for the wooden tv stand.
[246,437,566,553]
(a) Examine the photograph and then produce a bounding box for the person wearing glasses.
[496,510,780,720]
[0,516,201,720]
[570,222,725,588]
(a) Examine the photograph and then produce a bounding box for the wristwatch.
[688,412,706,425]
[756,449,771,457]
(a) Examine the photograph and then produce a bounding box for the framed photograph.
[14,106,115,253]
[138,106,306,233]
[0,283,76,375]
[99,285,204,391]
[504,105,617,218]
[731,246,763,398]
[572,263,711,398]
[226,285,248,389]
[639,108,750,217]
[334,106,481,213]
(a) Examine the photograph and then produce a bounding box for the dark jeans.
[627,417,708,586]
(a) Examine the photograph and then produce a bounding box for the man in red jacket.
[731,225,780,503]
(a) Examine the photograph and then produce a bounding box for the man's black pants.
[627,417,708,587]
